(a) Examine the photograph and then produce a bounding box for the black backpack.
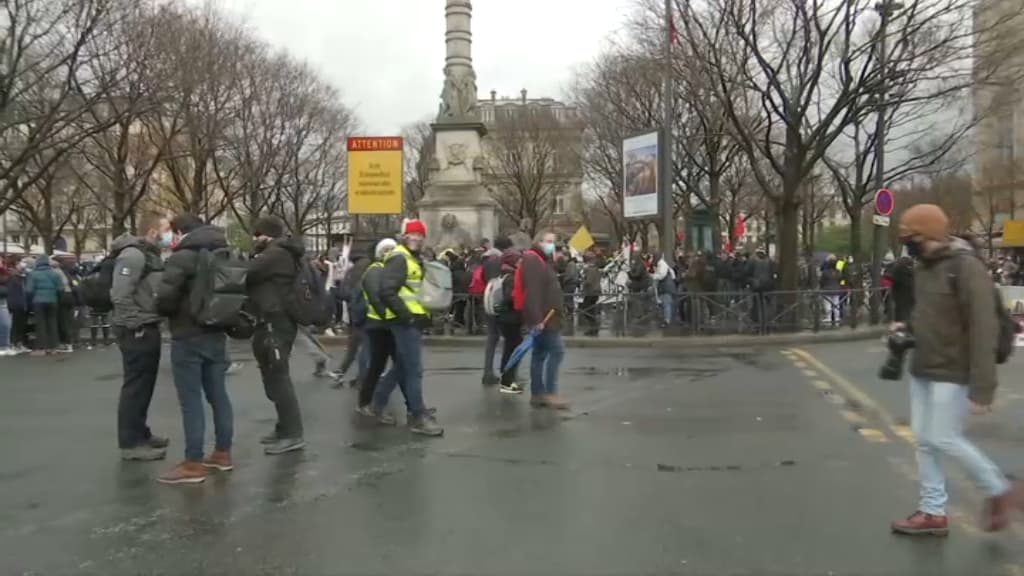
[189,248,249,330]
[949,255,1020,364]
[80,248,138,312]
[284,258,334,328]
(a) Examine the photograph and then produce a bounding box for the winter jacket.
[341,255,371,302]
[582,264,602,297]
[156,225,229,338]
[482,249,503,283]
[26,260,64,305]
[654,258,677,295]
[909,237,998,405]
[560,260,580,293]
[379,243,426,324]
[361,260,389,329]
[748,257,776,291]
[520,247,563,331]
[889,257,915,323]
[109,234,165,329]
[6,273,27,311]
[0,270,8,301]
[246,237,305,321]
[495,266,521,326]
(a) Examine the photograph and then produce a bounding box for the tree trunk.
[709,175,722,255]
[777,193,800,292]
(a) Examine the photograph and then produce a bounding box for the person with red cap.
[367,218,443,436]
[890,203,1019,536]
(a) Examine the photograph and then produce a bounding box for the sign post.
[870,188,895,324]
[347,137,404,215]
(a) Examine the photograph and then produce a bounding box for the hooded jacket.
[26,259,63,305]
[156,225,228,338]
[246,236,305,320]
[909,237,999,405]
[109,234,165,329]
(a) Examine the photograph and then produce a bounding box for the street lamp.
[870,0,904,325]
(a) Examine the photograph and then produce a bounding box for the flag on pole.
[568,225,595,254]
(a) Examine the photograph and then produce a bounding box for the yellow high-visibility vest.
[363,261,385,321]
[366,245,427,320]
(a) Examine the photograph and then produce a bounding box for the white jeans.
[910,376,1010,515]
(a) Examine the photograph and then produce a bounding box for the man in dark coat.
[246,215,307,455]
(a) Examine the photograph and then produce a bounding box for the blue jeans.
[170,333,233,462]
[0,300,10,349]
[373,324,426,416]
[530,330,565,396]
[910,376,1009,515]
[659,294,675,325]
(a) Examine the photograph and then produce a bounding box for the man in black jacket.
[155,214,234,485]
[247,216,307,455]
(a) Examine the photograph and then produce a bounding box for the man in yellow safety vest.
[368,219,443,437]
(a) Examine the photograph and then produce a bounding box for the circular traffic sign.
[875,188,895,217]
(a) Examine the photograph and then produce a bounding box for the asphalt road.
[2,338,1023,575]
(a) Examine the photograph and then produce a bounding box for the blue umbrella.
[502,310,554,374]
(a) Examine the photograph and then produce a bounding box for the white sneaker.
[324,328,337,337]
[0,349,13,357]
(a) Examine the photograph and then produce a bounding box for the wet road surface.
[2,340,1023,575]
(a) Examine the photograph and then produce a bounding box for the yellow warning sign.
[568,226,595,254]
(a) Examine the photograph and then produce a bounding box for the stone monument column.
[417,0,497,250]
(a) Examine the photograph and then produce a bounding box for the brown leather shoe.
[891,511,949,536]
[983,491,1012,532]
[157,461,207,485]
[202,450,233,472]
[543,394,571,411]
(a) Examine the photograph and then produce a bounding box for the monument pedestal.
[419,121,497,249]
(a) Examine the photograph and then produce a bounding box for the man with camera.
[889,204,1018,536]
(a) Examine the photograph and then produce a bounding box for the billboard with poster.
[622,131,660,219]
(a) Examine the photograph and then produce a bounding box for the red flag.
[733,215,747,243]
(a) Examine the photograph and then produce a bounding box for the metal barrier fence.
[427,288,892,337]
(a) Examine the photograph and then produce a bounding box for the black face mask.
[904,240,923,259]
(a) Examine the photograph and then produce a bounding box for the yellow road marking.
[891,425,915,444]
[792,360,808,369]
[857,428,890,443]
[789,348,901,431]
[840,409,866,424]
[801,369,819,379]
[812,379,832,391]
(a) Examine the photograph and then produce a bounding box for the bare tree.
[401,120,433,217]
[152,4,246,220]
[485,106,579,236]
[570,48,663,244]
[0,0,119,213]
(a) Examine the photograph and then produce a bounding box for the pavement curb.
[318,326,886,350]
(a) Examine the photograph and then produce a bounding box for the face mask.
[542,242,556,256]
[904,239,923,259]
[160,231,174,247]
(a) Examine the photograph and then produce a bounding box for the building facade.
[477,89,585,240]
[972,0,1024,242]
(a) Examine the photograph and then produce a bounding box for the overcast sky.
[206,0,634,135]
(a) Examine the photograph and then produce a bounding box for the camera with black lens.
[879,330,916,381]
